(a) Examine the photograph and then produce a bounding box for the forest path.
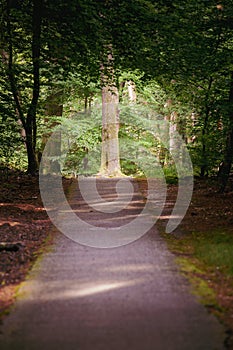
[0,178,226,350]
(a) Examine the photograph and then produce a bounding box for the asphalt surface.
[0,178,227,349]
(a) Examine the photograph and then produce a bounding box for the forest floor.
[0,172,233,346]
[0,173,71,319]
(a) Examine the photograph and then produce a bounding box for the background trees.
[0,0,233,190]
[155,0,233,189]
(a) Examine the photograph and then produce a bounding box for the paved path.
[0,179,226,349]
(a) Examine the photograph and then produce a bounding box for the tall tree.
[218,71,233,191]
[155,0,233,187]
[99,45,122,176]
[1,0,42,174]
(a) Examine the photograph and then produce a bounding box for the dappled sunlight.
[0,203,38,211]
[0,202,49,226]
[103,264,155,272]
[0,220,22,227]
[63,279,144,298]
[25,278,145,301]
[59,200,144,214]
[87,200,133,208]
[85,193,136,201]
[159,214,182,220]
[0,283,18,307]
[104,212,149,222]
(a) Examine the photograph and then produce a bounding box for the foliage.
[47,106,102,176]
[0,117,27,171]
[0,0,233,187]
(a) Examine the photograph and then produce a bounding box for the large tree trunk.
[100,85,121,176]
[99,45,123,177]
[218,72,233,192]
[218,129,233,191]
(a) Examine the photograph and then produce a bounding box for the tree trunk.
[218,72,233,192]
[25,0,42,174]
[159,113,170,167]
[100,85,122,176]
[160,100,177,166]
[218,130,233,191]
[127,80,137,103]
[200,78,213,177]
[169,111,178,154]
[41,92,63,174]
[99,45,123,177]
[25,128,38,174]
[200,108,210,177]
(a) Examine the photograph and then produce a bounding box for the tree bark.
[99,45,123,176]
[41,92,63,174]
[127,80,137,103]
[100,85,121,176]
[218,72,233,192]
[25,0,42,174]
[200,77,213,177]
[200,106,210,177]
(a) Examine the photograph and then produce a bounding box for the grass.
[193,231,233,276]
[164,230,233,277]
[162,229,233,322]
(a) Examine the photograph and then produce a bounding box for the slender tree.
[218,71,233,191]
[1,0,42,174]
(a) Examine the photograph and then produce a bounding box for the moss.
[161,231,229,322]
[176,256,218,307]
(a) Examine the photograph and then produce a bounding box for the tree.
[2,0,233,188]
[154,0,233,187]
[1,0,161,175]
[99,45,122,176]
[218,71,233,191]
[1,0,42,174]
